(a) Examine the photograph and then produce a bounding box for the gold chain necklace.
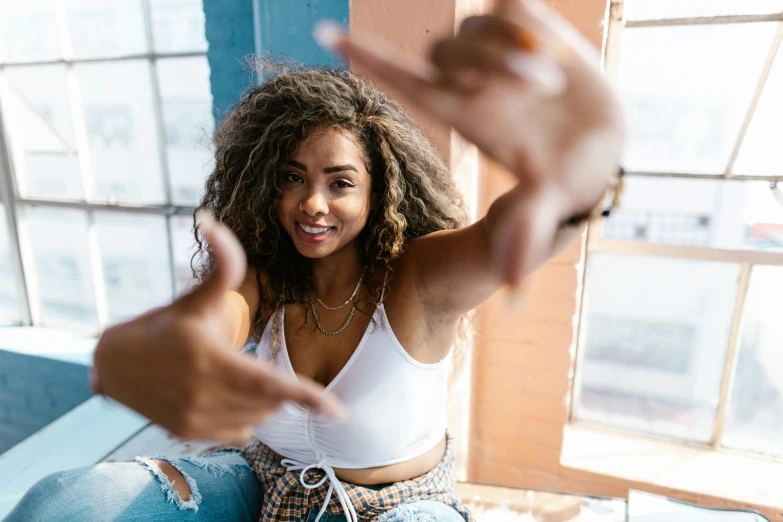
[313,268,366,310]
[308,268,366,335]
[308,291,357,335]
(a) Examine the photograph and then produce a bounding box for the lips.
[298,222,331,234]
[295,221,335,244]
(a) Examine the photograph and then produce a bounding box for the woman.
[5,1,623,521]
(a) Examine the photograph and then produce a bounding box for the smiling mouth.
[297,222,333,234]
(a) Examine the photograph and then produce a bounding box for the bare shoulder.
[225,264,271,347]
[380,242,461,363]
[245,265,277,325]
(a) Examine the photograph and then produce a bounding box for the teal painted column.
[204,0,349,120]
[256,0,349,66]
[204,0,256,120]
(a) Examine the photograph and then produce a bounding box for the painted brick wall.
[256,0,348,66]
[205,0,348,120]
[469,0,603,488]
[469,5,783,521]
[204,0,256,119]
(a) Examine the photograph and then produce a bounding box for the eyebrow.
[286,161,358,174]
[324,165,358,174]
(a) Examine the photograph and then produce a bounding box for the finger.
[313,21,460,120]
[222,428,255,446]
[459,15,540,51]
[496,0,596,66]
[217,350,347,420]
[196,399,282,427]
[431,39,566,96]
[182,426,254,445]
[179,210,247,308]
[432,39,516,79]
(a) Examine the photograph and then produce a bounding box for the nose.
[300,190,329,217]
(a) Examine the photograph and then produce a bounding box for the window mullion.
[587,0,625,248]
[53,0,72,60]
[622,171,783,182]
[86,210,109,330]
[590,238,783,265]
[0,108,34,325]
[570,1,625,421]
[626,12,783,28]
[725,23,783,177]
[141,0,178,301]
[711,261,752,448]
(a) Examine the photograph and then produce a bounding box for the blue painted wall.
[204,0,257,120]
[205,0,349,119]
[256,0,348,66]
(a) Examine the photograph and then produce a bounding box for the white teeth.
[298,223,330,234]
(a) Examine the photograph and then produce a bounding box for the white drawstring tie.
[281,458,358,522]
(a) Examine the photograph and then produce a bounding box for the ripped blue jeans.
[3,450,464,521]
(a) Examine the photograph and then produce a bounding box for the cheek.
[277,191,296,217]
[336,195,371,228]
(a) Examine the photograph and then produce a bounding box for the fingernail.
[455,69,485,92]
[88,367,103,395]
[313,20,344,51]
[506,287,525,314]
[324,400,349,422]
[506,52,567,97]
[195,209,215,231]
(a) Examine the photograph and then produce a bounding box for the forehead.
[292,126,366,164]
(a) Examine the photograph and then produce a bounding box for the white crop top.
[249,299,451,522]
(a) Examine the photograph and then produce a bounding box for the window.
[0,0,212,331]
[573,0,783,459]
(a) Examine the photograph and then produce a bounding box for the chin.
[294,245,334,259]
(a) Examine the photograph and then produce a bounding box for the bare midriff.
[271,436,447,485]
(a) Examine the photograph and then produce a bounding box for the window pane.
[602,178,783,251]
[724,266,783,457]
[64,0,147,59]
[74,60,165,204]
[1,65,84,199]
[0,204,22,324]
[619,24,777,174]
[625,0,783,20]
[149,0,208,53]
[23,206,98,328]
[733,48,783,177]
[169,214,199,295]
[575,254,739,442]
[95,212,173,324]
[0,0,61,63]
[157,57,214,206]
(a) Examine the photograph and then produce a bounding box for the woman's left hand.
[315,0,625,285]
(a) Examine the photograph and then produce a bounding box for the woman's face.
[277,127,373,259]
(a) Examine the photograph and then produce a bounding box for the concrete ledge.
[561,423,783,521]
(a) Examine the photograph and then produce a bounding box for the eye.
[332,179,354,189]
[284,172,303,184]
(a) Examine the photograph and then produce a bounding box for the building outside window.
[0,0,213,332]
[573,0,783,459]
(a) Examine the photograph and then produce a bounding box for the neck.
[310,243,364,301]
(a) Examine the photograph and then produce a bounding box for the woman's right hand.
[91,211,345,444]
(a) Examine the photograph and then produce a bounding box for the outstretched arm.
[316,0,624,323]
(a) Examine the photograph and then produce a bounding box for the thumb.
[312,21,458,121]
[183,209,247,307]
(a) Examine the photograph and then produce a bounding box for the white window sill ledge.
[561,423,783,516]
[0,326,97,365]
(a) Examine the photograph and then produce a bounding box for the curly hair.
[193,64,467,343]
